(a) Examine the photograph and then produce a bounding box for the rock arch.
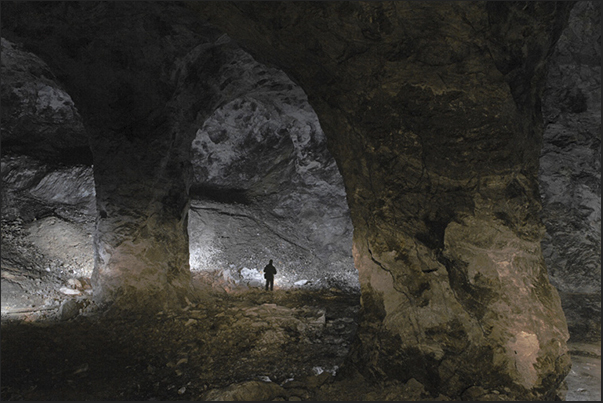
[190,1,575,398]
[1,1,589,400]
[187,46,356,291]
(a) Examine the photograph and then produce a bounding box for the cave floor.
[0,286,431,401]
[565,342,601,401]
[1,284,600,401]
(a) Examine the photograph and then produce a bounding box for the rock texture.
[1,2,356,310]
[0,38,90,164]
[188,51,356,291]
[1,1,593,400]
[1,154,96,223]
[194,1,575,399]
[2,2,223,309]
[540,1,601,342]
[1,38,97,317]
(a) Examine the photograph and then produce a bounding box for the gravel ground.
[2,286,366,401]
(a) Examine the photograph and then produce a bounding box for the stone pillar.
[194,1,574,398]
[90,131,193,309]
[0,2,226,310]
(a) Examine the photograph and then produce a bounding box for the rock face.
[0,1,592,400]
[1,3,356,309]
[1,154,96,223]
[1,38,96,314]
[188,49,356,290]
[540,1,601,342]
[194,1,575,399]
[0,38,90,163]
[2,2,222,308]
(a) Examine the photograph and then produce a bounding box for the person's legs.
[265,279,269,291]
[269,278,274,291]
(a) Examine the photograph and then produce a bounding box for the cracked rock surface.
[188,46,357,292]
[540,1,601,342]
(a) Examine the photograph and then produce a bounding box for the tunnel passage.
[1,1,359,308]
[187,47,358,292]
[1,1,599,401]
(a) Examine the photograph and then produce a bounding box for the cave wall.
[1,38,97,306]
[193,1,575,399]
[540,1,601,342]
[1,1,595,400]
[0,37,90,163]
[1,2,242,308]
[187,46,356,290]
[1,2,357,307]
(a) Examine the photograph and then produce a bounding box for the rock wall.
[1,153,96,278]
[1,38,96,312]
[1,3,356,309]
[194,2,575,399]
[540,0,601,342]
[2,2,233,308]
[188,47,356,291]
[0,38,90,164]
[2,1,592,399]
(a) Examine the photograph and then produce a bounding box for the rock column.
[1,2,227,309]
[90,129,193,309]
[195,1,574,398]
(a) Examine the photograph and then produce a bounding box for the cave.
[1,1,600,401]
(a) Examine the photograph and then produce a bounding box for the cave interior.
[1,1,600,401]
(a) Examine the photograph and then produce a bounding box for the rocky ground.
[1,282,448,402]
[2,282,600,402]
[1,285,361,401]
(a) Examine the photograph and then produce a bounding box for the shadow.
[189,184,251,205]
[1,288,361,401]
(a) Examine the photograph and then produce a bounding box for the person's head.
[269,259,273,264]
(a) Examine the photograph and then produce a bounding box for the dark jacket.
[263,263,277,279]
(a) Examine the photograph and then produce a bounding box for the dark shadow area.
[1,141,94,167]
[1,287,360,401]
[189,184,251,205]
[57,146,94,166]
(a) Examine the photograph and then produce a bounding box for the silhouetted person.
[263,259,277,291]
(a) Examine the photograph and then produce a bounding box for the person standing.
[263,259,277,291]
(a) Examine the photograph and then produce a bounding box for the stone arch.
[185,46,357,291]
[190,1,575,399]
[2,1,594,400]
[1,1,358,308]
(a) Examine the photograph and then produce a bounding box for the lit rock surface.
[1,38,96,313]
[194,1,575,399]
[1,154,96,223]
[540,1,601,341]
[0,1,597,400]
[188,54,356,290]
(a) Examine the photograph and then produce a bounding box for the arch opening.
[186,55,359,294]
[0,1,599,401]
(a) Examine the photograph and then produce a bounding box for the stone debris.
[59,299,80,321]
[59,286,80,295]
[203,380,286,401]
[2,286,364,401]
